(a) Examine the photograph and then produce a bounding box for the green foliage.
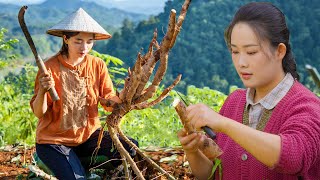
[90,50,128,96]
[305,76,320,96]
[0,64,38,146]
[4,64,37,94]
[0,28,19,69]
[0,29,36,146]
[121,105,180,147]
[120,85,227,148]
[185,85,227,112]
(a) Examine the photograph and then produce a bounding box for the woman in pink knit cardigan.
[178,2,320,180]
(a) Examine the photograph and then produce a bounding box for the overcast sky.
[0,0,167,15]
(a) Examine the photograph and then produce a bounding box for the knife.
[176,91,216,139]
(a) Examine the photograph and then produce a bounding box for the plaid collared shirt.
[246,73,295,129]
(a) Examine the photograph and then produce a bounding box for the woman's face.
[64,32,94,59]
[230,22,284,92]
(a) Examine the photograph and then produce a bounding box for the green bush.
[0,65,38,146]
[0,28,19,70]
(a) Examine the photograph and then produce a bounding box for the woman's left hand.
[186,103,226,133]
[99,96,122,107]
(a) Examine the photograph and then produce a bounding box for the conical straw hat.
[47,8,111,40]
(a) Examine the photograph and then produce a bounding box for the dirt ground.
[0,145,195,179]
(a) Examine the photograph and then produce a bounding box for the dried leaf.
[159,154,178,163]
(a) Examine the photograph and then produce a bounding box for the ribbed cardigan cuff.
[275,134,301,174]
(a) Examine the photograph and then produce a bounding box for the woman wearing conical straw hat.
[30,8,138,179]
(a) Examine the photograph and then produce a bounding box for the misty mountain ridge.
[0,0,148,33]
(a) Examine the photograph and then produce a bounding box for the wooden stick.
[18,6,59,101]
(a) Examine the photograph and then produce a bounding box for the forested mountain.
[0,0,147,58]
[101,0,320,93]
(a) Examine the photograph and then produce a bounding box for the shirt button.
[241,153,248,161]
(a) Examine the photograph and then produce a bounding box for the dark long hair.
[224,2,299,80]
[60,32,79,57]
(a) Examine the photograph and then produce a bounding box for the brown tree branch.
[116,126,176,180]
[108,125,145,179]
[133,74,181,110]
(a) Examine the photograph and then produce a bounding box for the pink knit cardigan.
[216,81,320,180]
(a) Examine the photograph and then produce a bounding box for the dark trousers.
[36,129,138,180]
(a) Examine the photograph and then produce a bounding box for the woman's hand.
[33,70,54,118]
[177,128,206,154]
[186,103,226,133]
[99,96,122,107]
[178,128,215,179]
[38,70,55,95]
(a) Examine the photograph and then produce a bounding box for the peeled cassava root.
[172,99,223,160]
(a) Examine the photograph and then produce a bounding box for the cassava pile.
[94,0,192,179]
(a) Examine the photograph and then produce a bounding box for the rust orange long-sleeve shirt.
[30,53,116,146]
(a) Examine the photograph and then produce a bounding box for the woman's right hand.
[38,70,55,94]
[177,128,206,154]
